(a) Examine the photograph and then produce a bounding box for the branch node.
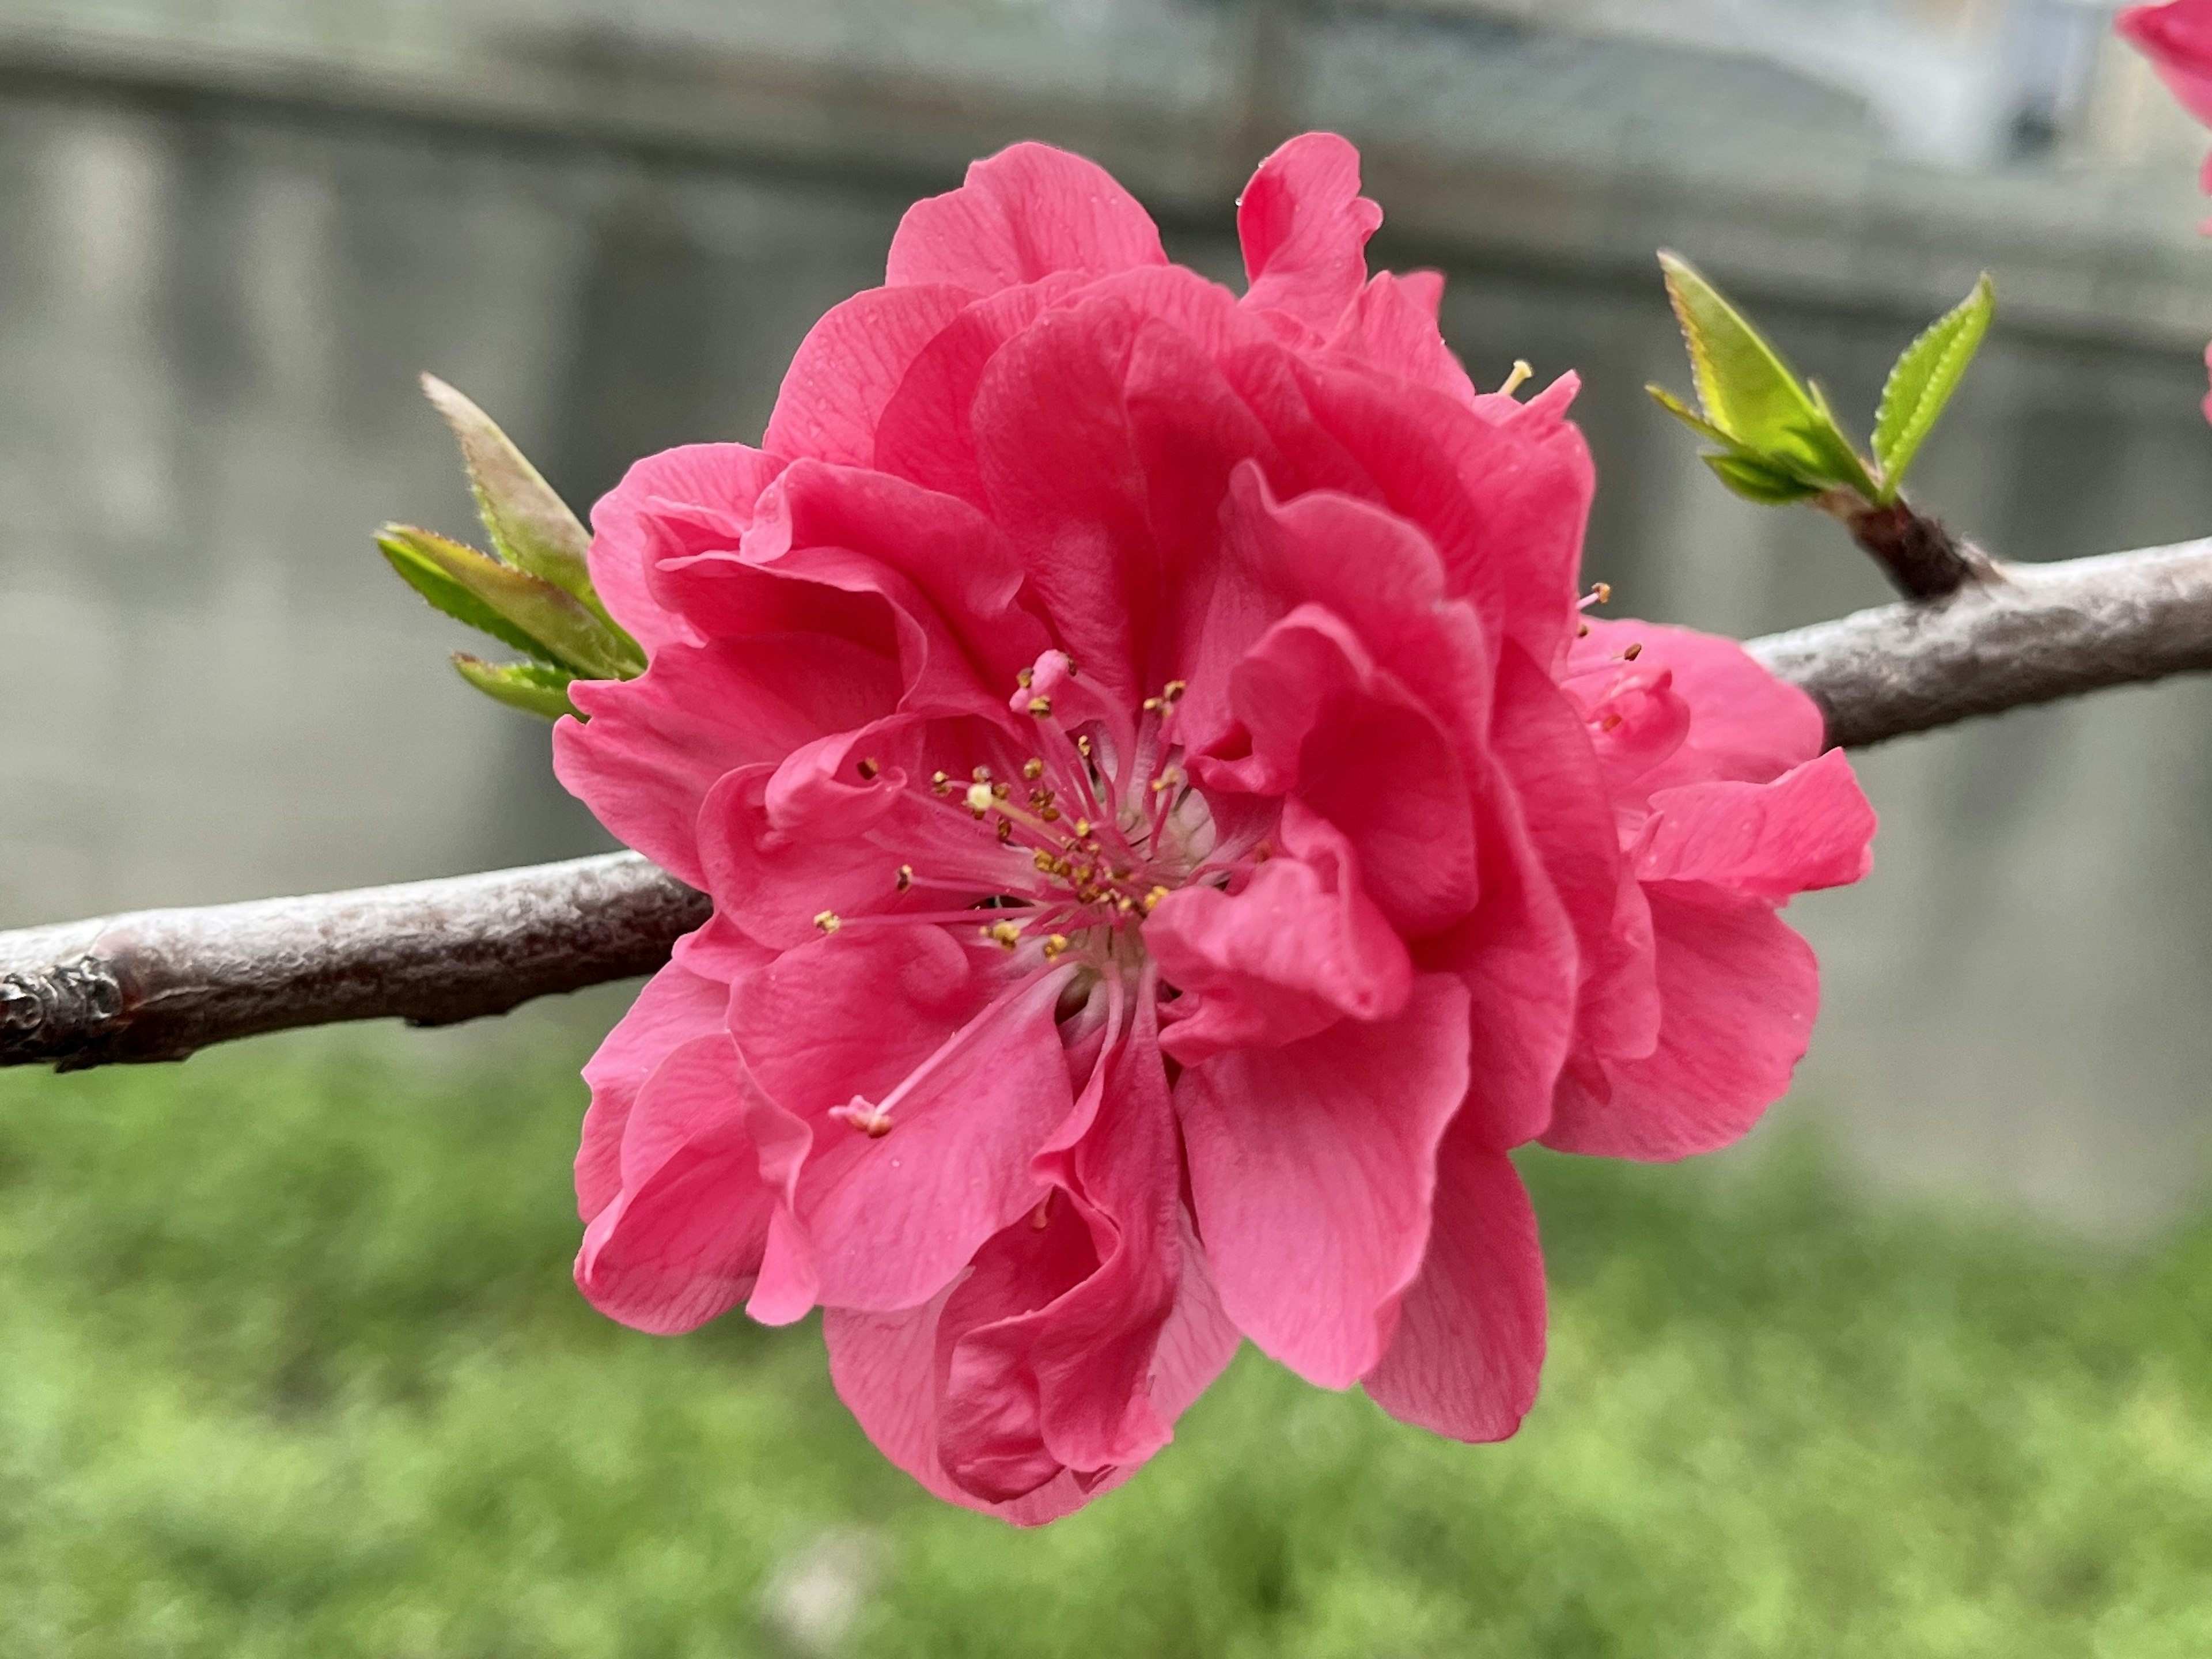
[1842,499,1999,601]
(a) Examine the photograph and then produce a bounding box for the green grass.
[3,1001,2211,1657]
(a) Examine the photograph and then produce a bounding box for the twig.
[1747,537,2212,748]
[0,854,710,1071]
[7,535,2212,1072]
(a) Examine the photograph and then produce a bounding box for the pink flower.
[2121,1,2212,136]
[2119,1,2212,419]
[554,134,1876,1524]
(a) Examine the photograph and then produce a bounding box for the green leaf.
[419,374,644,671]
[377,525,638,681]
[1657,252,1880,497]
[1703,452,1824,506]
[380,528,563,665]
[451,655,580,721]
[1646,383,1739,449]
[1871,273,1994,503]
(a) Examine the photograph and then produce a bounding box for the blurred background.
[6,2,2212,1652]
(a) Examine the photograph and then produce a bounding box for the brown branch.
[0,854,710,1071]
[7,535,2212,1072]
[1748,537,2212,749]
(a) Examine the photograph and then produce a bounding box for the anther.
[1076,736,1093,759]
[1034,850,1058,873]
[813,911,842,935]
[1162,679,1187,703]
[1022,757,1045,781]
[857,757,880,781]
[1042,933,1071,961]
[1143,885,1171,914]
[1115,896,1137,915]
[986,920,1022,950]
[932,770,952,796]
[830,1097,895,1138]
[1142,697,1160,713]
[896,865,914,893]
[1622,642,1643,661]
[997,820,1014,844]
[965,783,994,817]
[1499,359,1535,396]
[1600,713,1624,733]
[972,766,992,783]
[1591,582,1612,604]
[992,781,1012,801]
[1577,622,1590,638]
[1017,667,1035,689]
[1027,695,1053,718]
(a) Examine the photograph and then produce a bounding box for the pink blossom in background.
[2120,0,2212,136]
[2118,0,2212,419]
[552,133,1877,1524]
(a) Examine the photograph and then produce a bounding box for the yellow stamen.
[1017,667,1035,688]
[992,781,1012,801]
[1143,885,1171,914]
[1499,358,1533,396]
[1042,933,1071,961]
[1162,679,1187,702]
[931,770,952,796]
[1022,757,1045,781]
[965,782,994,816]
[1073,819,1092,839]
[1027,695,1053,718]
[896,865,914,893]
[856,757,880,781]
[1590,581,1612,604]
[986,920,1022,950]
[813,911,842,935]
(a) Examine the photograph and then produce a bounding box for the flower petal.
[1361,1131,1545,1442]
[1544,885,1819,1161]
[887,142,1168,292]
[586,442,782,653]
[730,929,1078,1312]
[556,632,902,889]
[574,1032,777,1335]
[1238,132,1383,334]
[763,284,978,467]
[577,953,744,1222]
[1635,749,1876,899]
[1176,972,1471,1387]
[1149,802,1412,1065]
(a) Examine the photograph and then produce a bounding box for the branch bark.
[8,535,2212,1072]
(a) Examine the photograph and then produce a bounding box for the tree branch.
[0,854,710,1071]
[1747,537,2212,749]
[8,535,2212,1072]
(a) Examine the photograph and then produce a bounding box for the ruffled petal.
[1572,619,1825,793]
[1238,132,1383,334]
[1148,802,1412,1065]
[574,1032,778,1335]
[2120,1,2212,128]
[577,952,748,1222]
[887,142,1168,292]
[586,443,782,653]
[1544,886,1819,1161]
[730,928,1078,1312]
[762,284,977,467]
[1327,271,1478,407]
[1634,749,1876,899]
[1361,1131,1545,1441]
[555,632,902,888]
[1200,604,1479,937]
[1176,972,1471,1387]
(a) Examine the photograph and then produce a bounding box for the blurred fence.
[5,0,2212,1233]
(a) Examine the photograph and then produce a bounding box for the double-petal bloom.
[554,134,1876,1524]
